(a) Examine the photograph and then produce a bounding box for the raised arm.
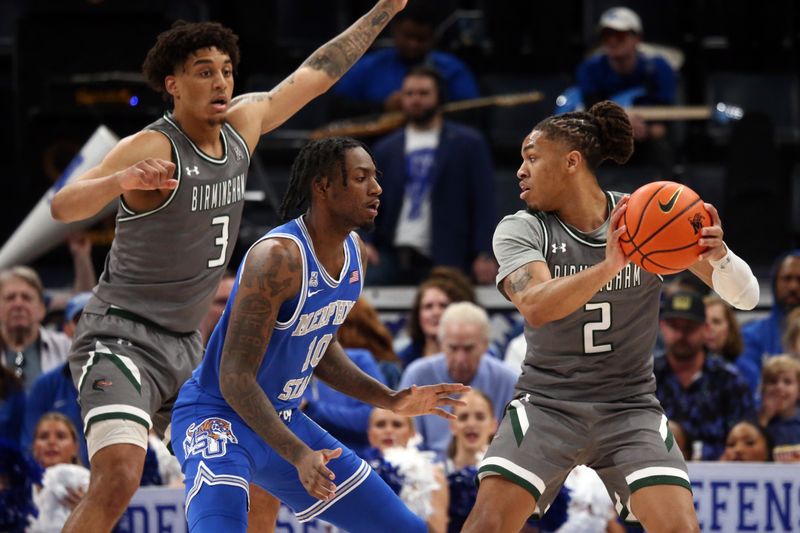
[226,0,407,147]
[50,131,176,223]
[218,238,338,501]
[503,199,630,327]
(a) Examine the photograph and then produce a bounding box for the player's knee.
[187,484,249,533]
[89,461,143,506]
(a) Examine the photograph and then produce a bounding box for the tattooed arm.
[503,200,631,328]
[218,238,339,501]
[315,340,470,419]
[227,0,407,149]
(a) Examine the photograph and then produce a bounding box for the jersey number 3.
[208,215,230,268]
[583,302,612,354]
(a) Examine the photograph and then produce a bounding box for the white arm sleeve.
[710,246,760,310]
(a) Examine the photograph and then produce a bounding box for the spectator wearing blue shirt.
[738,250,800,391]
[399,302,517,455]
[332,2,478,114]
[654,291,756,460]
[757,355,800,462]
[575,7,677,175]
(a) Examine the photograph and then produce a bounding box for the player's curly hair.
[142,20,240,104]
[280,137,376,221]
[534,100,634,171]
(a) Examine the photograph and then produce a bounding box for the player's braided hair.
[143,20,240,104]
[534,100,634,170]
[279,137,376,221]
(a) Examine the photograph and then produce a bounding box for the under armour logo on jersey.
[551,243,567,253]
[232,143,244,161]
[185,166,200,176]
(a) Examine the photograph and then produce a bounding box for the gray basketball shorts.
[477,393,690,523]
[69,309,203,437]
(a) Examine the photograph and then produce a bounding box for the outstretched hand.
[390,383,472,420]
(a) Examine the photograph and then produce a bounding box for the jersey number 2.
[583,302,612,354]
[208,215,230,268]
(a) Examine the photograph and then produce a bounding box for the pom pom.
[28,463,90,533]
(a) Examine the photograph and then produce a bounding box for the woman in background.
[366,408,449,533]
[703,296,743,364]
[399,267,476,368]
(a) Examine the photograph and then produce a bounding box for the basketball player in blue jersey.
[50,2,413,531]
[171,137,470,532]
[462,101,760,533]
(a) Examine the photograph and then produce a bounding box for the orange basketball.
[617,181,710,275]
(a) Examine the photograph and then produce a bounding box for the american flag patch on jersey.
[349,270,359,284]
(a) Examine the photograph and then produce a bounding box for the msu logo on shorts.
[183,417,238,459]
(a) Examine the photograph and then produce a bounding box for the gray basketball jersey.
[493,192,663,402]
[89,114,250,333]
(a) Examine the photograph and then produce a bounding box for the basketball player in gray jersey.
[50,2,411,531]
[463,101,760,533]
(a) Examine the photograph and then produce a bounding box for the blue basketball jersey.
[194,216,364,411]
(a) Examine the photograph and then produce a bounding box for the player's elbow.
[732,278,760,310]
[521,305,552,329]
[50,195,70,222]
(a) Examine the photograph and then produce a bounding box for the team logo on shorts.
[183,417,238,459]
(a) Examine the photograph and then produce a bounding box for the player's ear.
[165,76,178,99]
[566,150,582,172]
[312,175,330,197]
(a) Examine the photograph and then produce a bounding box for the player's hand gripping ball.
[616,181,710,274]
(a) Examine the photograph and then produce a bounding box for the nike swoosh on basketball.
[658,187,683,213]
[307,288,323,297]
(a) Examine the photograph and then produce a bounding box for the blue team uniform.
[171,217,425,532]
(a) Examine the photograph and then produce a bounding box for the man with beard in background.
[737,250,800,391]
[654,291,755,461]
[365,66,497,286]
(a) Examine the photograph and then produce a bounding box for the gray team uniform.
[69,113,250,437]
[481,191,689,524]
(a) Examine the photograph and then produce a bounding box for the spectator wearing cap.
[21,292,91,466]
[654,291,755,460]
[574,6,677,175]
[0,267,72,390]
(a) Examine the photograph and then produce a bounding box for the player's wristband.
[710,245,759,310]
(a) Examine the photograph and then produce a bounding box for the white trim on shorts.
[295,459,371,523]
[478,456,546,496]
[185,460,251,518]
[84,404,153,432]
[626,466,690,487]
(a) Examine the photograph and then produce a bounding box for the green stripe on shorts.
[86,412,150,432]
[478,464,542,501]
[629,475,692,494]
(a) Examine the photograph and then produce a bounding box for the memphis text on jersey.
[552,262,643,292]
[291,300,356,337]
[276,299,356,402]
[191,173,246,212]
